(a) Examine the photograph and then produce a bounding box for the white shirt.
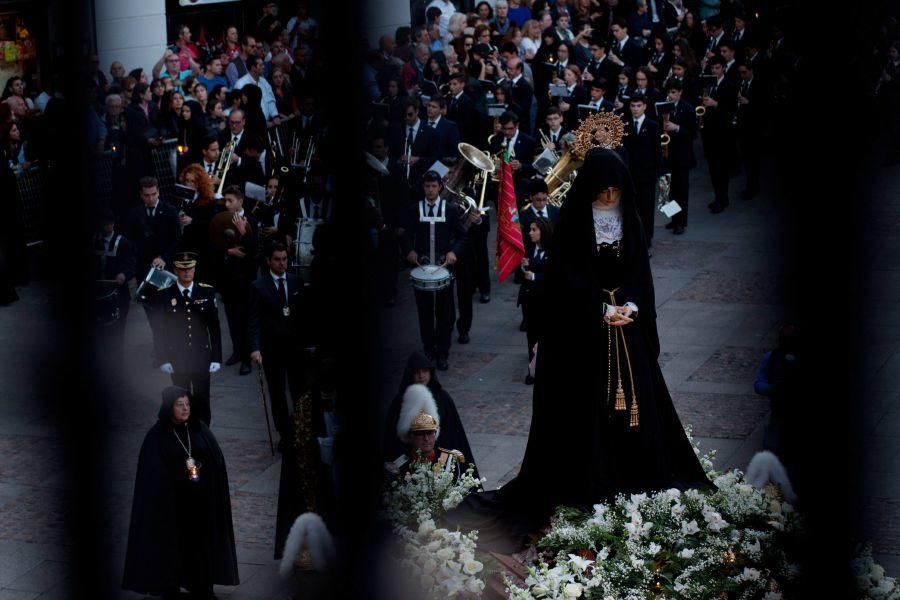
[270,270,288,296]
[502,129,519,153]
[406,119,422,144]
[426,0,456,37]
[234,73,279,120]
[176,281,195,298]
[531,205,549,218]
[633,115,645,133]
[427,115,442,128]
[511,73,523,85]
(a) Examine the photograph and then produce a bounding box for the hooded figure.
[382,351,477,476]
[123,386,239,599]
[445,148,710,551]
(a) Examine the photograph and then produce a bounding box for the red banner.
[496,156,525,283]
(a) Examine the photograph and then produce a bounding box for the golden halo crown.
[409,410,439,433]
[573,112,628,158]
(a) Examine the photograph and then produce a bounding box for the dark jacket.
[446,91,478,144]
[426,116,461,159]
[623,116,663,178]
[248,272,307,353]
[399,197,467,262]
[126,201,181,275]
[661,99,697,171]
[154,283,223,373]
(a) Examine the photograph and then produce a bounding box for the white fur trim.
[397,384,441,443]
[278,512,337,577]
[745,450,798,504]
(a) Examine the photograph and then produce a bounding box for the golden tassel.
[615,383,627,411]
[629,396,640,427]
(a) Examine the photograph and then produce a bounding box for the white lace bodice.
[592,205,623,245]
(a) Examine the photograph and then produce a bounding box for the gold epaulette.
[439,448,466,464]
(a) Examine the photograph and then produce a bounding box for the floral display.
[853,545,900,599]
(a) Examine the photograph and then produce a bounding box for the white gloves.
[160,363,174,374]
[209,362,221,373]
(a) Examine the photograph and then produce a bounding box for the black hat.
[172,251,199,269]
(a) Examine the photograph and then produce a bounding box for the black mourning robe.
[122,387,239,595]
[444,149,711,552]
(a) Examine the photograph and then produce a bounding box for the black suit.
[518,204,560,255]
[735,77,765,196]
[511,77,535,134]
[155,283,223,425]
[446,92,478,145]
[623,116,663,244]
[537,125,569,154]
[399,198,467,360]
[558,84,589,130]
[611,37,646,70]
[517,244,551,361]
[700,77,738,206]
[249,272,308,437]
[662,100,697,227]
[390,121,439,193]
[94,232,135,351]
[126,201,181,279]
[584,56,622,98]
[211,213,259,363]
[425,116,461,159]
[488,132,537,203]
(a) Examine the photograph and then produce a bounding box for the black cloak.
[382,351,478,476]
[123,386,239,594]
[445,149,710,551]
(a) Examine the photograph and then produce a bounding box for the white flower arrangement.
[506,429,801,599]
[382,459,487,598]
[853,546,900,599]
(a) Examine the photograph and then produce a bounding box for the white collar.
[512,74,523,84]
[428,115,442,126]
[146,200,160,210]
[270,270,286,282]
[634,114,644,124]
[619,35,629,45]
[504,129,519,148]
[726,59,735,69]
[454,90,464,99]
[549,125,563,135]
[177,281,194,294]
[716,75,724,85]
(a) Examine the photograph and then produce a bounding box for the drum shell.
[410,266,453,292]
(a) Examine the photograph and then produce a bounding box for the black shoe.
[664,221,676,230]
[524,374,534,385]
[479,293,491,303]
[239,361,252,375]
[519,319,527,332]
[710,202,727,214]
[673,225,685,235]
[458,332,470,344]
[436,357,449,371]
[225,354,240,366]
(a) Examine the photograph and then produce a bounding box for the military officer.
[156,252,223,425]
[384,383,466,482]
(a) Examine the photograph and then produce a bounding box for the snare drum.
[410,265,453,292]
[95,284,120,326]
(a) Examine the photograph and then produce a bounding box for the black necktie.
[539,210,546,218]
[313,204,320,219]
[428,203,435,217]
[147,206,154,218]
[277,277,287,307]
[207,163,214,173]
[429,121,436,128]
[551,133,557,143]
[407,126,414,145]
[182,288,190,301]
[635,120,640,135]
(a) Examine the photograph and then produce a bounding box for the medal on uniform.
[171,298,178,306]
[282,306,290,317]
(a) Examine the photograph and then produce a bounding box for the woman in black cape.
[445,148,710,551]
[383,351,477,475]
[123,386,239,599]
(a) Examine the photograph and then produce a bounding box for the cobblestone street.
[1,150,898,599]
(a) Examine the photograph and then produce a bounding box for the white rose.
[631,557,645,569]
[462,560,484,575]
[422,558,438,574]
[418,519,436,536]
[465,577,485,594]
[531,584,551,597]
[742,567,761,581]
[738,484,754,495]
[563,583,583,598]
[679,548,695,559]
[874,578,895,594]
[648,542,662,555]
[436,547,455,561]
[682,520,700,535]
[598,547,610,560]
[426,540,442,552]
[872,564,885,581]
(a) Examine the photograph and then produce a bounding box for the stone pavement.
[1,148,898,600]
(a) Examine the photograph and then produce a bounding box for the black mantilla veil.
[382,351,477,474]
[444,148,710,552]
